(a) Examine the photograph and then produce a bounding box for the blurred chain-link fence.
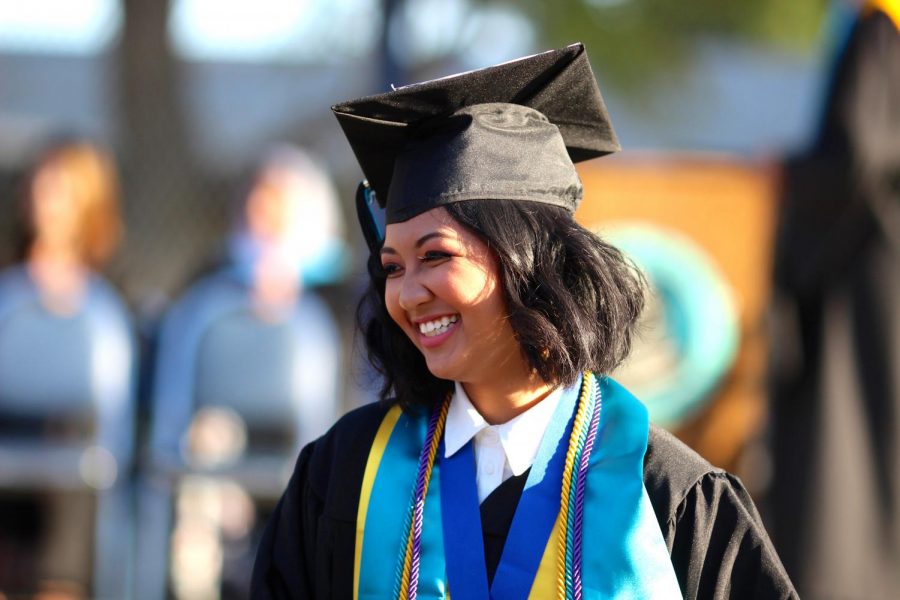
[0,0,393,311]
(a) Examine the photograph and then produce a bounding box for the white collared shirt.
[444,381,563,503]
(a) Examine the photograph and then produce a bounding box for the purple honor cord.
[402,400,447,600]
[572,384,602,599]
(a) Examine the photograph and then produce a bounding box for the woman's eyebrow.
[414,232,449,248]
[381,232,451,256]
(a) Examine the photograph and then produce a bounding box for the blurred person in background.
[8,139,123,315]
[144,144,345,599]
[150,143,345,466]
[0,139,135,598]
[770,1,900,598]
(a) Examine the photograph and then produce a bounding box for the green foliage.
[509,0,830,90]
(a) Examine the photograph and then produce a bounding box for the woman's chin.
[424,362,455,381]
[422,354,464,382]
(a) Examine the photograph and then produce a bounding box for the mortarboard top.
[332,42,619,227]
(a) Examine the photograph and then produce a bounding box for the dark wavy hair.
[357,199,645,409]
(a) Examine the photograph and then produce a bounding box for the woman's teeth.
[419,315,459,337]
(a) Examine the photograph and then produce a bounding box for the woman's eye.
[381,262,403,277]
[420,250,450,263]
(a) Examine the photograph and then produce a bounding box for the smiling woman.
[251,44,797,600]
[380,209,527,416]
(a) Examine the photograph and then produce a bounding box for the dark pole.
[116,0,208,301]
[380,0,408,90]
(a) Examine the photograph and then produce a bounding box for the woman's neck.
[26,245,88,315]
[461,371,555,425]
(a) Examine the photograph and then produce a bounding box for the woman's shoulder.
[643,425,798,599]
[643,424,725,518]
[311,401,393,461]
[642,424,754,534]
[296,401,394,519]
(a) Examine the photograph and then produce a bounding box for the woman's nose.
[398,270,432,311]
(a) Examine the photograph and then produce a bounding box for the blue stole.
[354,377,682,599]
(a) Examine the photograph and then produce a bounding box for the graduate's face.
[381,208,522,385]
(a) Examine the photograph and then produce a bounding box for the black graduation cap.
[333,43,619,244]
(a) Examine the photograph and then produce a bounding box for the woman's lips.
[417,316,460,349]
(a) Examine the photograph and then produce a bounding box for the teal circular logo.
[602,222,740,427]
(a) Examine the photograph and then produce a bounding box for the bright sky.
[0,0,121,54]
[171,0,312,50]
[0,0,382,60]
[170,0,382,61]
[0,0,529,66]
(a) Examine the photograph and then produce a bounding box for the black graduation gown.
[770,8,900,599]
[250,402,796,599]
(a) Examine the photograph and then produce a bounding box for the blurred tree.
[116,0,223,301]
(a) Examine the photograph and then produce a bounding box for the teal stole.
[354,376,682,599]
